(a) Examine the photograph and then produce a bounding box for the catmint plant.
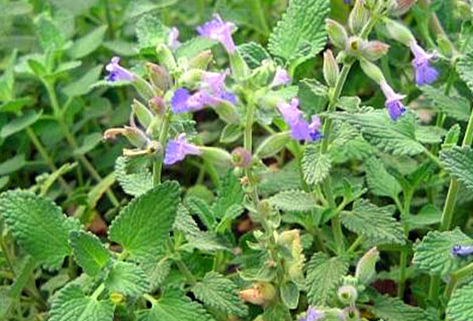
[1,0,473,321]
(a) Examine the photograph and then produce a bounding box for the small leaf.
[422,85,470,121]
[0,191,80,269]
[1,110,42,139]
[0,154,26,175]
[105,261,150,297]
[446,282,473,321]
[192,272,248,317]
[341,200,405,245]
[63,65,103,97]
[365,157,402,199]
[413,228,473,276]
[49,284,113,321]
[220,124,242,143]
[306,252,348,306]
[73,132,103,155]
[457,52,473,93]
[67,25,108,59]
[237,42,270,69]
[69,230,111,277]
[440,146,473,192]
[268,0,330,64]
[280,281,299,309]
[187,197,216,230]
[109,182,180,261]
[269,190,319,212]
[136,14,169,51]
[368,292,433,321]
[302,145,331,185]
[114,156,153,197]
[211,171,244,219]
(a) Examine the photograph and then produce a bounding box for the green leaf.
[35,14,66,51]
[368,292,433,321]
[136,291,214,321]
[0,154,26,175]
[457,52,473,93]
[306,252,348,306]
[220,124,243,143]
[413,228,473,276]
[73,132,103,155]
[269,190,319,212]
[192,272,248,317]
[9,256,36,300]
[333,111,425,156]
[69,230,110,277]
[1,110,42,139]
[63,65,103,97]
[421,85,470,121]
[268,0,330,64]
[280,281,299,309]
[114,156,153,197]
[440,146,473,192]
[415,125,446,144]
[341,200,405,245]
[109,182,180,261]
[47,0,98,16]
[105,261,150,297]
[136,14,169,51]
[237,42,270,69]
[49,284,113,321]
[67,25,108,59]
[141,255,171,291]
[365,157,402,199]
[0,191,80,269]
[302,145,331,185]
[446,282,473,321]
[187,197,216,230]
[211,171,244,218]
[175,37,216,60]
[126,0,178,20]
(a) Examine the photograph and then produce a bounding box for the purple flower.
[164,134,201,165]
[270,67,291,88]
[380,80,406,121]
[343,0,352,4]
[171,88,191,113]
[168,27,181,49]
[171,88,234,113]
[278,98,322,141]
[105,57,134,82]
[452,245,473,257]
[197,15,236,53]
[409,40,438,86]
[299,307,323,321]
[202,71,227,94]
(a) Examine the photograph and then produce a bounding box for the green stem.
[43,80,119,207]
[428,275,441,303]
[175,259,197,286]
[253,0,270,37]
[244,99,258,202]
[347,236,363,254]
[0,233,15,273]
[398,250,408,298]
[153,112,171,186]
[91,283,105,300]
[398,190,412,298]
[445,262,473,299]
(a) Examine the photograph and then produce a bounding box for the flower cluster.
[277,98,322,141]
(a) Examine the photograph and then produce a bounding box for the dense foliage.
[1,0,473,320]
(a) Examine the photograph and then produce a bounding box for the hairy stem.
[153,112,171,186]
[175,259,197,286]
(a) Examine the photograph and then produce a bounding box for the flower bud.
[148,96,165,115]
[189,50,213,69]
[229,50,250,79]
[110,292,125,305]
[156,43,177,72]
[257,200,273,217]
[199,146,232,167]
[342,307,360,321]
[337,285,358,306]
[393,0,417,15]
[326,19,348,49]
[239,282,276,305]
[249,59,277,88]
[345,37,364,56]
[179,69,206,89]
[349,0,370,35]
[231,147,252,168]
[254,132,291,159]
[323,50,340,87]
[361,41,390,61]
[355,247,379,285]
[131,77,155,101]
[131,99,153,128]
[359,59,385,84]
[384,19,415,46]
[146,63,171,92]
[103,126,150,149]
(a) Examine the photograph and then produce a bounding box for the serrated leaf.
[415,125,447,144]
[269,190,319,212]
[187,197,216,230]
[47,0,98,16]
[341,200,405,245]
[136,292,214,321]
[192,272,248,317]
[421,85,470,121]
[67,25,107,59]
[333,111,425,156]
[440,146,473,192]
[1,110,42,139]
[413,228,473,276]
[114,156,153,197]
[457,52,473,93]
[211,171,244,219]
[302,145,331,185]
[365,157,402,199]
[109,182,180,261]
[69,230,110,277]
[306,252,348,306]
[237,42,270,69]
[446,282,473,321]
[136,14,168,50]
[0,191,80,269]
[105,261,150,297]
[268,0,330,63]
[141,255,171,291]
[49,284,113,321]
[368,292,433,321]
